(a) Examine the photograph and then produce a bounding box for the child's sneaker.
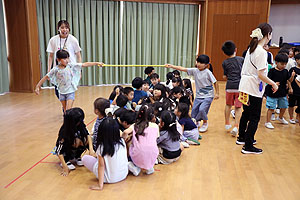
[271,113,276,121]
[265,122,274,129]
[60,161,76,170]
[231,110,235,119]
[145,167,155,175]
[128,161,141,176]
[199,123,208,133]
[289,119,296,124]
[275,109,280,114]
[76,158,83,166]
[241,146,263,154]
[276,117,288,125]
[225,124,232,131]
[181,141,190,148]
[230,127,238,137]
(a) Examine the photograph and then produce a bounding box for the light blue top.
[47,63,82,94]
[187,68,217,98]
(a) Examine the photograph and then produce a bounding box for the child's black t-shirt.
[222,56,244,90]
[265,68,289,98]
[289,67,300,96]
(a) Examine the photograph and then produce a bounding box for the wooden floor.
[0,82,300,200]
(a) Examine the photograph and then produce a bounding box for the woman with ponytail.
[237,23,278,154]
[157,110,182,164]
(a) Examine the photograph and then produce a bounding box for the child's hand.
[165,64,173,68]
[35,87,40,95]
[132,102,137,108]
[214,94,219,100]
[115,88,120,96]
[97,62,104,67]
[275,82,280,86]
[61,167,69,176]
[89,184,103,190]
[289,88,293,94]
[291,71,296,77]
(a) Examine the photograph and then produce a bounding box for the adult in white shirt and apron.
[237,23,278,154]
[46,20,82,99]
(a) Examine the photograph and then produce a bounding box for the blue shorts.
[266,96,288,109]
[59,92,75,101]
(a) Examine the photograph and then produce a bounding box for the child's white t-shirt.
[46,34,81,67]
[239,45,268,98]
[47,63,82,94]
[94,139,128,183]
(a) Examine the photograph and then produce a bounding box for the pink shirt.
[129,122,159,170]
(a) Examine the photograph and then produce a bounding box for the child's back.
[222,56,244,91]
[129,122,159,169]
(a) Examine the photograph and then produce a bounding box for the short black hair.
[119,110,136,125]
[221,40,236,56]
[56,49,69,59]
[275,53,288,63]
[294,47,300,55]
[57,20,70,31]
[196,54,210,64]
[172,70,180,76]
[132,77,144,89]
[295,53,300,60]
[123,87,134,95]
[116,94,128,107]
[114,107,126,118]
[150,73,159,80]
[94,98,110,117]
[278,48,289,56]
[171,86,183,95]
[144,67,154,75]
[281,43,293,50]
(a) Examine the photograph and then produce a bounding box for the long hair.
[57,108,89,155]
[160,111,181,141]
[249,23,272,54]
[166,72,174,85]
[153,84,167,99]
[134,105,154,140]
[96,117,124,157]
[177,103,190,119]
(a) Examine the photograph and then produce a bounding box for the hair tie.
[250,28,263,41]
[169,122,175,127]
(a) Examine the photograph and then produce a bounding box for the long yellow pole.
[102,64,165,67]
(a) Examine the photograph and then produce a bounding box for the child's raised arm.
[82,62,104,68]
[35,75,49,95]
[165,64,188,72]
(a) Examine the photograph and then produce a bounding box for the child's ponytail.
[160,111,180,141]
[134,105,154,140]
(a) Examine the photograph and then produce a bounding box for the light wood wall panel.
[199,0,270,80]
[4,0,40,92]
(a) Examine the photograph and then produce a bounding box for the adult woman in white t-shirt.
[236,23,278,154]
[46,20,82,98]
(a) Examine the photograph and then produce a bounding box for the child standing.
[125,105,159,176]
[92,98,110,151]
[35,50,104,112]
[288,53,300,124]
[175,103,200,145]
[157,111,182,164]
[82,117,128,190]
[166,54,219,133]
[55,107,95,176]
[265,53,290,129]
[221,40,244,136]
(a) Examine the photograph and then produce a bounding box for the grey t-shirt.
[187,68,217,98]
[157,130,181,152]
[222,56,244,90]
